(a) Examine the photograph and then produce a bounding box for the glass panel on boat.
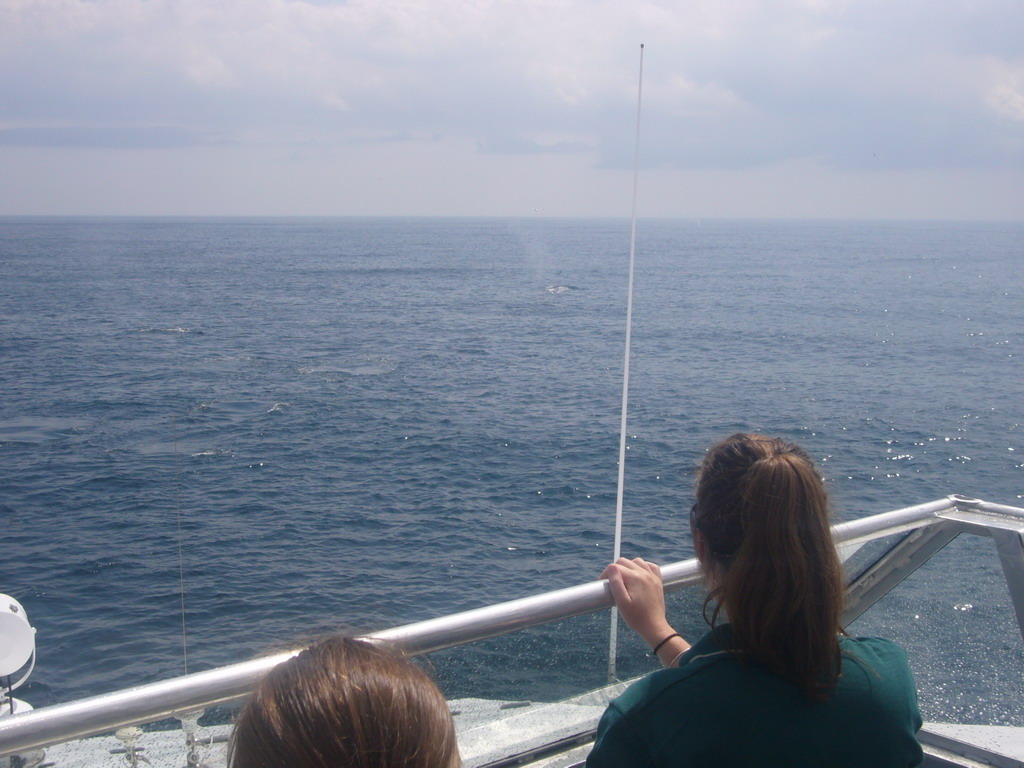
[425,584,710,768]
[427,583,708,704]
[846,531,1024,725]
[839,530,913,582]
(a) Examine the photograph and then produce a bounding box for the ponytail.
[694,434,844,700]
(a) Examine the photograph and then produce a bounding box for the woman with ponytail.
[587,434,922,768]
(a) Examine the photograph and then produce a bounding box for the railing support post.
[992,527,1024,641]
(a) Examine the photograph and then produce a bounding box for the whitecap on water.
[299,356,398,377]
[546,285,572,294]
[0,416,90,443]
[183,401,285,425]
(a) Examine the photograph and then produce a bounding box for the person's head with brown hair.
[691,433,845,700]
[229,636,460,768]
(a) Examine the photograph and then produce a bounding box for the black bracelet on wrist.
[651,632,681,655]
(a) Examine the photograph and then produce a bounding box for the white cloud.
[183,48,237,89]
[0,0,1021,216]
[990,84,1024,121]
[985,61,1024,122]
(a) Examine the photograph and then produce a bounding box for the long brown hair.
[693,433,844,700]
[229,637,460,768]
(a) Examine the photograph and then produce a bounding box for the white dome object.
[0,698,32,716]
[0,595,36,679]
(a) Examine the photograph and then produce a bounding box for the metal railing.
[2,494,1022,758]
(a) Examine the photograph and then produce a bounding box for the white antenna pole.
[609,43,645,682]
[173,415,189,674]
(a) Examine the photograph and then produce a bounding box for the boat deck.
[23,699,1024,768]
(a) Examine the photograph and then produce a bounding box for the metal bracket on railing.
[177,710,209,768]
[113,727,148,767]
[948,494,983,507]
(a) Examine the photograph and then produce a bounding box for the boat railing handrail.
[2,494,1021,758]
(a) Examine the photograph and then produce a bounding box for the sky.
[1,0,1022,219]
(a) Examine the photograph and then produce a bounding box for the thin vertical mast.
[609,42,645,682]
[173,415,189,674]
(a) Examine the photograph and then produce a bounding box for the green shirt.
[587,627,923,768]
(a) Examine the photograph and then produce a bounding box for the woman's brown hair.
[229,636,460,768]
[693,433,845,700]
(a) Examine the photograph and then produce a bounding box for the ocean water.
[1,217,1021,722]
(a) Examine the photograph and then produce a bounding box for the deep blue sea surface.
[1,218,1022,722]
